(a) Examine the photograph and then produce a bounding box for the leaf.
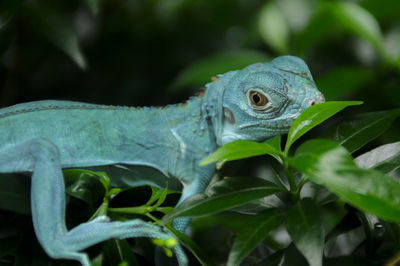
[199,140,280,166]
[324,226,366,258]
[0,174,30,214]
[206,176,283,196]
[320,201,347,235]
[264,135,282,152]
[161,177,284,224]
[286,198,324,266]
[261,243,308,266]
[258,1,289,54]
[296,4,337,54]
[64,169,111,192]
[384,26,400,63]
[102,239,139,266]
[146,185,177,207]
[316,66,373,100]
[290,139,400,223]
[170,50,270,91]
[227,209,284,266]
[374,153,400,175]
[355,141,400,173]
[285,101,363,152]
[91,254,103,266]
[276,0,313,33]
[90,201,109,220]
[325,109,400,153]
[83,0,100,15]
[166,226,217,266]
[22,3,87,69]
[65,171,105,205]
[328,1,385,58]
[153,185,170,208]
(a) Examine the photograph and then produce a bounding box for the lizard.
[0,55,324,266]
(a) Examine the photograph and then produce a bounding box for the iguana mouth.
[237,118,294,130]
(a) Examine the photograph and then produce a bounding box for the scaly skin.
[0,56,324,265]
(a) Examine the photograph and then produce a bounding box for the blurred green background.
[1,0,400,109]
[1,0,400,265]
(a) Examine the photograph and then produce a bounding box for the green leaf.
[276,0,313,33]
[290,139,400,223]
[261,243,308,266]
[328,1,385,58]
[286,198,324,266]
[384,26,400,64]
[161,177,284,224]
[154,185,170,208]
[355,141,400,173]
[83,0,100,15]
[166,226,217,266]
[65,171,105,205]
[170,50,270,91]
[156,206,174,215]
[91,254,103,266]
[227,209,284,266]
[296,4,337,54]
[324,226,366,257]
[316,66,373,100]
[258,1,289,54]
[22,3,87,69]
[64,169,111,193]
[90,201,109,220]
[285,101,363,152]
[205,176,282,196]
[320,201,347,235]
[102,239,139,266]
[263,135,282,152]
[147,185,177,208]
[0,174,30,214]
[199,140,280,166]
[326,109,400,153]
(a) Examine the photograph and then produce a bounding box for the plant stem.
[282,155,299,201]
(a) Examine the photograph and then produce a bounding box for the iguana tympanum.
[0,56,324,265]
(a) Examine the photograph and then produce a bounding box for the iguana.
[0,56,324,265]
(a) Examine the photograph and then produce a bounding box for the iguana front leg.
[172,177,211,232]
[0,138,187,266]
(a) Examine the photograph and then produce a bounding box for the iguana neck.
[160,95,218,155]
[201,70,238,146]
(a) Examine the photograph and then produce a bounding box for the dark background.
[1,0,399,111]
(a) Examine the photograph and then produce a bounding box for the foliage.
[0,0,400,265]
[168,101,400,265]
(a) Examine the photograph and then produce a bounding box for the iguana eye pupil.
[253,94,260,103]
[249,91,268,108]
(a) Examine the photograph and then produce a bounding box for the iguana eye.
[248,90,269,109]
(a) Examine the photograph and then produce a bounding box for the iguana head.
[204,55,325,146]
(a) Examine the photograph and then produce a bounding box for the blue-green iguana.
[0,56,324,265]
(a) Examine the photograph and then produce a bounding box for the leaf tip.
[199,157,212,166]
